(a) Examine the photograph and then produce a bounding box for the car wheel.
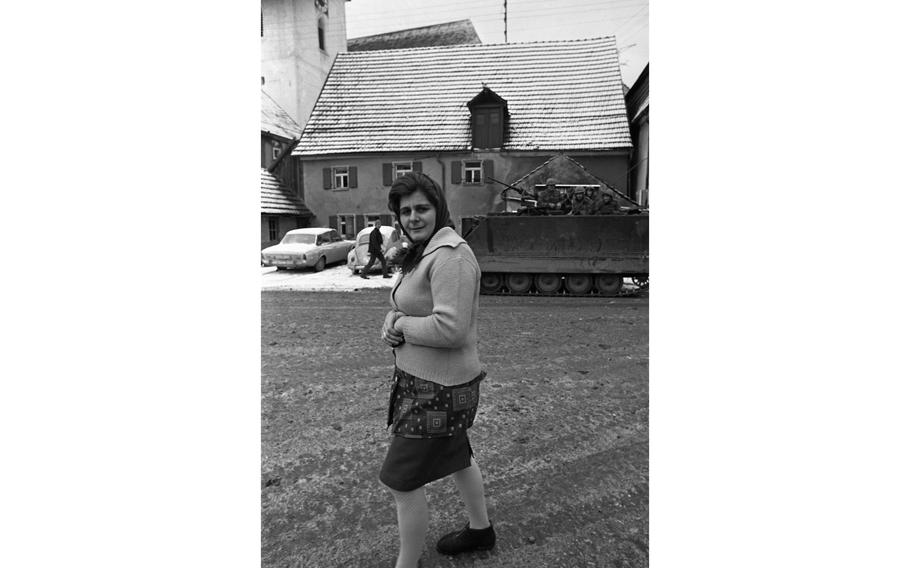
[314,257,326,272]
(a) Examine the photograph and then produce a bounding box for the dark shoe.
[436,522,495,555]
[383,274,392,278]
[360,274,369,279]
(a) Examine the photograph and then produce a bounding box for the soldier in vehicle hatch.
[537,178,564,211]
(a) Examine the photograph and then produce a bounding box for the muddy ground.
[262,289,648,568]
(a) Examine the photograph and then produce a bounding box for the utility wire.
[346,0,647,29]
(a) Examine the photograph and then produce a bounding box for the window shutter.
[490,109,502,147]
[381,213,393,226]
[451,161,462,184]
[482,160,494,183]
[349,166,358,188]
[329,215,338,231]
[323,168,332,190]
[354,215,363,233]
[382,163,393,186]
[412,161,422,173]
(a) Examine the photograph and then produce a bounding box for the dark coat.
[368,226,384,255]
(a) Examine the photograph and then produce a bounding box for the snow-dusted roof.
[260,169,312,216]
[261,90,301,141]
[294,36,631,156]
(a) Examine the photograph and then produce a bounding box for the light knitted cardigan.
[391,227,482,387]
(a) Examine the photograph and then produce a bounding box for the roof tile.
[261,91,302,141]
[261,169,313,216]
[347,19,481,51]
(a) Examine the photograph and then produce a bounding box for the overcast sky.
[345,0,649,87]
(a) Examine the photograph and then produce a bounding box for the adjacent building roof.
[626,63,649,123]
[261,169,313,216]
[347,19,481,52]
[294,36,631,156]
[261,90,302,141]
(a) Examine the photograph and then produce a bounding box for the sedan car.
[347,225,409,275]
[261,228,354,271]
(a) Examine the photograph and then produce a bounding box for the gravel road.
[261,289,648,567]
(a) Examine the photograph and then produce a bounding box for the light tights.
[389,486,428,568]
[452,457,491,529]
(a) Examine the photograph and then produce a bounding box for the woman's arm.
[381,309,405,347]
[394,255,477,348]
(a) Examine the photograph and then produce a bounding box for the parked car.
[347,225,409,274]
[261,228,354,271]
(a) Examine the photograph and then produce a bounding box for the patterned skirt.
[379,367,484,491]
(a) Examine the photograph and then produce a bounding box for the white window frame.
[463,160,483,184]
[393,162,413,179]
[333,166,349,190]
[335,213,357,238]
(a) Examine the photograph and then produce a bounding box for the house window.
[268,217,278,241]
[468,88,508,150]
[463,161,483,184]
[323,166,357,190]
[394,162,413,179]
[333,166,349,189]
[339,217,347,236]
[318,20,326,51]
[272,142,281,160]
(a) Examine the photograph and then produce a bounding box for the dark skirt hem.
[379,432,473,492]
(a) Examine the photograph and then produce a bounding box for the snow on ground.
[261,264,399,292]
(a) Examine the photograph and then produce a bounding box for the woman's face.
[398,190,437,244]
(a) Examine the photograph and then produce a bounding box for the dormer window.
[468,87,508,150]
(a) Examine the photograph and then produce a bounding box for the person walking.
[362,219,391,279]
[379,172,495,568]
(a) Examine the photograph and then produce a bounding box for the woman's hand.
[381,310,405,347]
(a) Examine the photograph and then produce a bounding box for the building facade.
[261,91,311,247]
[292,37,634,237]
[625,64,649,208]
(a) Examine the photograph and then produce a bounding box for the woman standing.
[379,172,496,568]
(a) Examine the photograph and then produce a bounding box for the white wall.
[261,0,347,127]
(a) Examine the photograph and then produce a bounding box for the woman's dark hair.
[388,172,454,274]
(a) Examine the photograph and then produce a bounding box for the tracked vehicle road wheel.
[480,273,503,294]
[595,275,624,296]
[533,274,563,294]
[505,273,532,294]
[564,274,593,295]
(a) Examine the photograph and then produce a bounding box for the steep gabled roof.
[261,90,302,141]
[294,36,631,156]
[261,169,313,216]
[347,19,481,52]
